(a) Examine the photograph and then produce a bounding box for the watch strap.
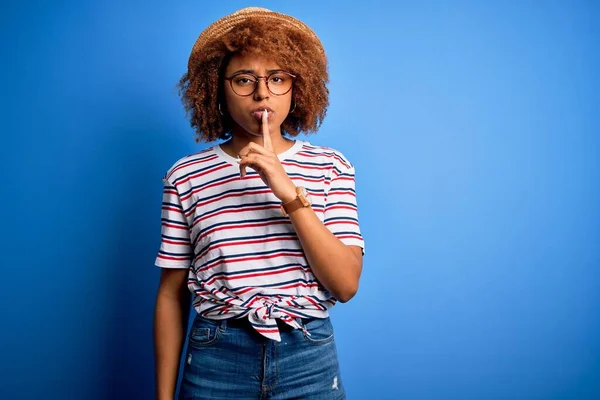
[281,187,310,216]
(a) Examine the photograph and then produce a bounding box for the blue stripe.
[284,159,333,168]
[325,201,357,208]
[287,172,327,180]
[330,231,363,236]
[328,187,356,193]
[235,279,320,301]
[178,171,240,199]
[196,185,270,204]
[172,160,229,185]
[162,201,183,211]
[203,262,309,282]
[161,218,187,227]
[158,250,192,257]
[196,248,305,272]
[324,216,359,224]
[196,232,298,258]
[195,201,281,221]
[192,216,289,247]
[160,234,189,242]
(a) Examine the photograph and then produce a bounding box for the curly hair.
[178,17,329,143]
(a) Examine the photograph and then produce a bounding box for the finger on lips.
[239,109,273,178]
[262,109,273,151]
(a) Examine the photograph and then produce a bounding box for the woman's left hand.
[237,110,297,203]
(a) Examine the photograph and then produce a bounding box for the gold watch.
[281,186,312,216]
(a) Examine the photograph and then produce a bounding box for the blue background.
[1,0,599,399]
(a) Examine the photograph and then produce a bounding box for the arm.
[286,206,363,302]
[238,111,363,302]
[154,268,191,400]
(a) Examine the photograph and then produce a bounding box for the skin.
[154,53,363,400]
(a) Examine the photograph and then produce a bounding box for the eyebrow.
[230,69,285,75]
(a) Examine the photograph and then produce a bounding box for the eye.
[233,75,256,85]
[269,74,287,84]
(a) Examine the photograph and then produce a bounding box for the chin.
[234,124,262,138]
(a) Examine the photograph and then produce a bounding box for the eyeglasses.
[224,71,296,97]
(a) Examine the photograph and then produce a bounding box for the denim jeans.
[178,314,346,399]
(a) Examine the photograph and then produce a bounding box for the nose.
[253,77,270,100]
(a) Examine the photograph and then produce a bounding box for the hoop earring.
[290,101,296,114]
[218,103,225,116]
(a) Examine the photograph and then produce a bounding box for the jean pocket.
[188,315,224,348]
[302,317,335,345]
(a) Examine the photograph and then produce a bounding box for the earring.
[290,101,296,114]
[218,103,225,116]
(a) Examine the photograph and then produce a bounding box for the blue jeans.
[178,314,346,399]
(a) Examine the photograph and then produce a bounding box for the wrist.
[280,184,297,204]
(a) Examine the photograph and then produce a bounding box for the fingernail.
[263,109,268,121]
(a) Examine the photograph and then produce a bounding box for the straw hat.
[189,7,325,69]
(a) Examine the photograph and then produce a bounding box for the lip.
[251,106,274,122]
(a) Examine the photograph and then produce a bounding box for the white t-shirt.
[155,139,365,341]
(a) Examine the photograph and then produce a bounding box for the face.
[223,53,294,138]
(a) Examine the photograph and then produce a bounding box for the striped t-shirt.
[155,140,365,341]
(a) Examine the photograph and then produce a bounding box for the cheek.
[223,94,247,122]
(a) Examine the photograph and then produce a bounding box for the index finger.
[262,109,273,151]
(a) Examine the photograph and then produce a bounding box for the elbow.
[336,283,359,303]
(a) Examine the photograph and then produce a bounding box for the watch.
[281,186,312,217]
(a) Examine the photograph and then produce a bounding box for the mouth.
[251,107,274,122]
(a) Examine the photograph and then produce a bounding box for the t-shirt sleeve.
[154,174,194,269]
[323,161,365,255]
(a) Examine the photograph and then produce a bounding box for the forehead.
[225,53,282,73]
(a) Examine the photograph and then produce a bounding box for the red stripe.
[162,206,184,214]
[167,154,218,179]
[181,174,246,202]
[277,282,320,290]
[197,204,281,223]
[176,163,230,187]
[204,266,305,286]
[157,254,190,261]
[195,189,273,209]
[337,234,363,240]
[325,205,357,212]
[197,251,303,273]
[324,220,360,227]
[162,222,188,230]
[162,238,190,245]
[196,236,297,260]
[291,176,327,184]
[254,327,279,333]
[281,161,331,170]
[328,190,356,196]
[234,287,256,295]
[196,220,291,244]
[304,296,320,307]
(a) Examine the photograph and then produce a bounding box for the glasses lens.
[267,73,293,95]
[230,74,257,96]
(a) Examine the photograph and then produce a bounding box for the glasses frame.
[224,70,297,97]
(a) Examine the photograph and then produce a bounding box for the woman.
[153,7,365,400]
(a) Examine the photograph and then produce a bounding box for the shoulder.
[296,141,355,171]
[162,146,218,186]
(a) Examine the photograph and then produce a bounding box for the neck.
[224,125,295,156]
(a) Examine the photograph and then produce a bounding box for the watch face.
[298,187,312,205]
